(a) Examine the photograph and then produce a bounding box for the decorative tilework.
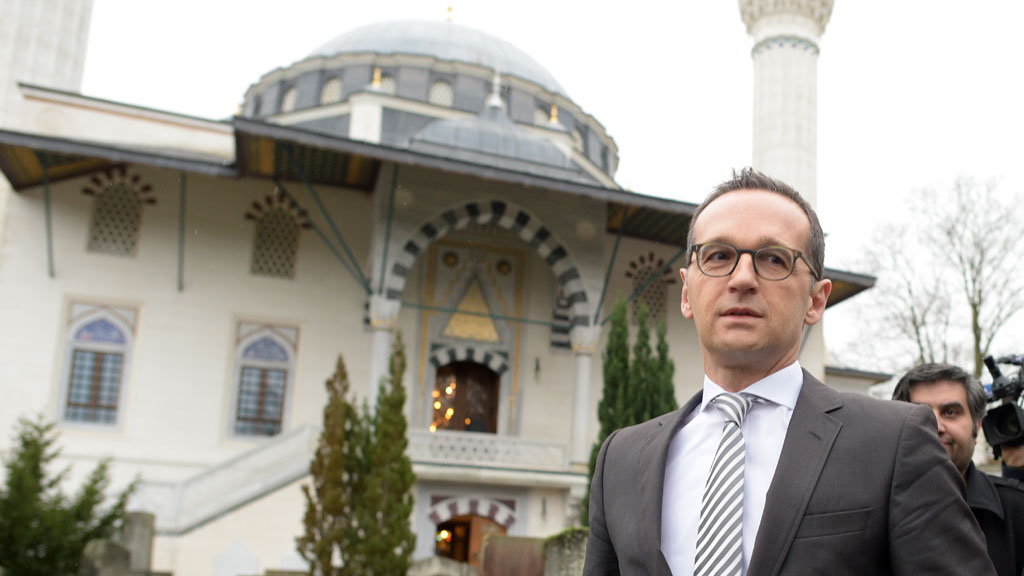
[242,336,290,362]
[74,318,126,344]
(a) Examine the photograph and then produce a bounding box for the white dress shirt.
[661,362,804,575]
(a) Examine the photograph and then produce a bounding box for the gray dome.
[309,20,568,98]
[410,107,571,170]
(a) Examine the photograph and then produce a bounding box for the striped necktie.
[695,392,756,576]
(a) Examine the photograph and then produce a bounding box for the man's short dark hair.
[892,363,988,423]
[685,167,825,280]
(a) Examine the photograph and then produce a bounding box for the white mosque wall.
[18,86,235,160]
[0,167,374,470]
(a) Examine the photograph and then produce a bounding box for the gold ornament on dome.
[443,251,459,267]
[496,259,512,275]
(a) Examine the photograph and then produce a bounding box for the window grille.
[533,107,549,126]
[429,81,453,107]
[66,349,122,423]
[251,210,299,278]
[379,75,397,95]
[320,78,342,104]
[87,183,142,256]
[235,366,287,436]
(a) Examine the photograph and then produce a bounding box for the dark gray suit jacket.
[583,372,995,575]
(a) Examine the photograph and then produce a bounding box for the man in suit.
[892,363,1024,576]
[583,168,994,575]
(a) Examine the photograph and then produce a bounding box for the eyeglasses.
[690,242,819,281]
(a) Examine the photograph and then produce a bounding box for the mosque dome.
[308,20,568,98]
[240,18,619,183]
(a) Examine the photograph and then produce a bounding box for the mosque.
[0,1,880,574]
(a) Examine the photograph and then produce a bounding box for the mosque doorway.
[434,514,506,566]
[430,362,499,434]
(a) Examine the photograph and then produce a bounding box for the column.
[570,326,598,468]
[367,294,400,411]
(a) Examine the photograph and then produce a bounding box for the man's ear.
[680,268,694,319]
[803,278,832,326]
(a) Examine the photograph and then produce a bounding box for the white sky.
[81,0,1024,364]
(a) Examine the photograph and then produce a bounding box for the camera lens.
[997,411,1022,437]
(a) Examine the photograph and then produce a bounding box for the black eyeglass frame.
[688,242,821,281]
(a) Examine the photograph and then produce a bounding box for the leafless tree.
[845,177,1024,377]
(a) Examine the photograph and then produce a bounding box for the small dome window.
[379,75,397,95]
[280,87,298,113]
[533,106,549,126]
[572,128,585,151]
[428,81,453,107]
[320,78,342,105]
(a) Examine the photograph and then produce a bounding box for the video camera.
[982,354,1024,452]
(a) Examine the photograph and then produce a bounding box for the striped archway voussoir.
[384,200,590,327]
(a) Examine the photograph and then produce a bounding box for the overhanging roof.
[0,121,876,308]
[0,129,234,191]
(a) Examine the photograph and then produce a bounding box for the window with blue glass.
[65,316,129,424]
[235,334,291,436]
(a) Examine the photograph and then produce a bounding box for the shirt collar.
[701,361,804,412]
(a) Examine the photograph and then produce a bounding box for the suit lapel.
[641,391,702,575]
[748,372,842,576]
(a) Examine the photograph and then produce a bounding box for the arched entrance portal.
[429,496,516,567]
[431,362,499,434]
[434,515,505,566]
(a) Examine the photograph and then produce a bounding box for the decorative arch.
[428,344,508,375]
[384,200,590,326]
[428,496,516,529]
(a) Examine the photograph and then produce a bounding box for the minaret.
[0,0,95,129]
[738,0,833,208]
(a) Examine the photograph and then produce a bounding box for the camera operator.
[1002,444,1024,480]
[893,363,1024,576]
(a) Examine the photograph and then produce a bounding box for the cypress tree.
[581,299,678,525]
[654,317,679,415]
[297,356,368,575]
[362,331,416,575]
[582,299,630,525]
[0,416,134,576]
[629,303,655,422]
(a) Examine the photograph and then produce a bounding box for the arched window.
[251,211,299,278]
[62,304,136,425]
[572,128,585,152]
[233,324,297,436]
[379,75,397,95]
[625,252,676,324]
[280,87,298,113]
[428,81,453,107]
[245,191,310,279]
[320,77,342,105]
[84,166,155,256]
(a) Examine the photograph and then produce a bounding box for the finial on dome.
[446,5,453,21]
[372,67,382,87]
[549,103,559,124]
[485,71,505,111]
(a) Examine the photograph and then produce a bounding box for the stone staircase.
[130,425,318,535]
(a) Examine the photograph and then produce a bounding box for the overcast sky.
[81,1,1024,365]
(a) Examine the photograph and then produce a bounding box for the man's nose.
[729,252,759,286]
